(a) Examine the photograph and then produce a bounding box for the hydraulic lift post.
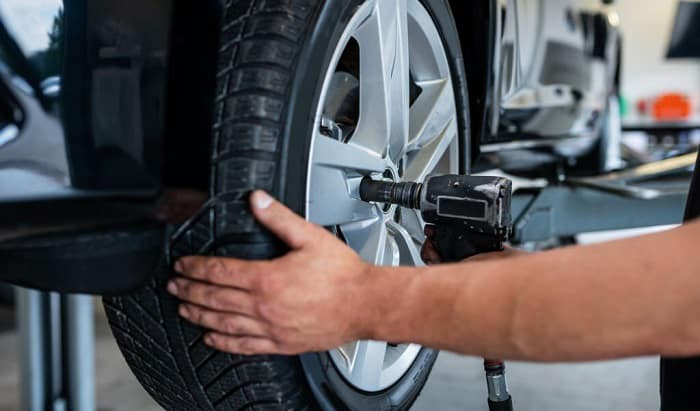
[16,288,95,411]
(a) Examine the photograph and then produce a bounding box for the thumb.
[250,190,318,249]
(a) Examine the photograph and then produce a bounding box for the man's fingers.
[167,278,256,315]
[204,333,282,355]
[175,256,261,290]
[179,304,268,337]
[424,225,441,250]
[421,243,441,265]
[421,227,442,264]
[250,190,320,249]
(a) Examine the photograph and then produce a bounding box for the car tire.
[104,0,470,410]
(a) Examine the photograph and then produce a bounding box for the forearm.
[372,221,700,361]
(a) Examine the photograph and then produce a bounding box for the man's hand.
[420,225,442,265]
[167,191,379,355]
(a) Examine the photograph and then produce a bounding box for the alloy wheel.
[306,0,459,392]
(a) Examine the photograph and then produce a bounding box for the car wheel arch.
[447,0,496,164]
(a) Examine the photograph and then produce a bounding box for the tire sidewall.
[280,0,470,409]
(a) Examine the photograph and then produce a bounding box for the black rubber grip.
[488,397,514,411]
[434,225,504,262]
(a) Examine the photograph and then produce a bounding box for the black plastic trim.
[61,0,95,188]
[0,223,165,295]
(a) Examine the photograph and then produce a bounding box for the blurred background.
[617,0,700,162]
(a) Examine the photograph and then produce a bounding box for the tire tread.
[105,0,319,409]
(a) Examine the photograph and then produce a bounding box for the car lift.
[511,153,695,244]
[1,153,696,411]
[15,290,94,411]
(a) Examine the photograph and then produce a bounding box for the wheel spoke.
[383,233,401,266]
[407,79,455,152]
[336,341,359,368]
[350,340,388,391]
[403,118,457,183]
[341,214,387,265]
[387,221,424,266]
[398,209,425,243]
[308,134,388,226]
[312,133,387,173]
[353,0,410,162]
[307,172,376,226]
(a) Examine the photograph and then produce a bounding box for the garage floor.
[415,354,659,410]
[0,304,660,411]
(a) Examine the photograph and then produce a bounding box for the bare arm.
[378,220,700,361]
[169,191,700,361]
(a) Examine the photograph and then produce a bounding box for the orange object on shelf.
[652,93,692,121]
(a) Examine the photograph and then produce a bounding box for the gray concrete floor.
[0,306,660,411]
[414,354,659,410]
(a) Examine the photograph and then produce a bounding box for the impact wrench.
[360,174,515,411]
